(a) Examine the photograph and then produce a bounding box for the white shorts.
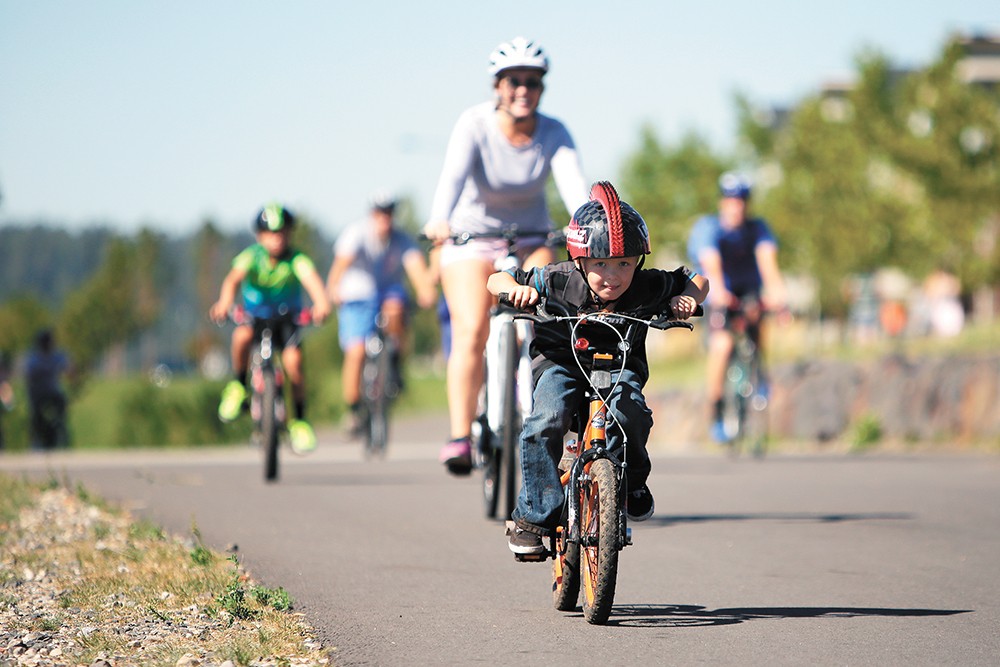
[438,236,550,270]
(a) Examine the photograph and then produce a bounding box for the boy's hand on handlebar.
[669,295,698,319]
[504,285,540,310]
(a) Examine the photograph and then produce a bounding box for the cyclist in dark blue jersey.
[687,172,787,443]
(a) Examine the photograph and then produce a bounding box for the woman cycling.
[423,36,589,475]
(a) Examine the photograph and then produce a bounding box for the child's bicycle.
[719,296,769,458]
[229,307,311,482]
[359,313,401,460]
[503,296,699,625]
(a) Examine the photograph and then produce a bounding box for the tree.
[58,235,167,378]
[619,125,729,260]
[0,296,51,356]
[728,36,1000,316]
[852,43,1000,290]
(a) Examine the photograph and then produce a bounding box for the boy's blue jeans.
[511,363,653,533]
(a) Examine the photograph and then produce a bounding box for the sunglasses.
[504,75,543,90]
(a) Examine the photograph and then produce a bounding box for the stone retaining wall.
[650,355,1000,449]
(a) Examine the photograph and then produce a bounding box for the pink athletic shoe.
[439,437,473,476]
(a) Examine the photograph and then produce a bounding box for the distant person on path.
[209,203,331,454]
[0,351,15,451]
[687,172,787,444]
[326,191,436,436]
[24,329,70,451]
[422,36,589,475]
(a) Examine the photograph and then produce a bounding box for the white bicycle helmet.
[488,37,549,77]
[369,189,398,213]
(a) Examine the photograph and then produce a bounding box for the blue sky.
[1,1,997,235]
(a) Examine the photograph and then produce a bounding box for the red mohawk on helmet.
[566,181,651,260]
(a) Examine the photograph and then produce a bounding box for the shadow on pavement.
[603,604,971,628]
[645,511,913,527]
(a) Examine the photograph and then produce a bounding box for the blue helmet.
[718,172,752,199]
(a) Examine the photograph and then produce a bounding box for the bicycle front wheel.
[498,321,520,521]
[366,398,388,458]
[580,458,620,625]
[722,358,748,453]
[745,359,769,458]
[261,369,280,482]
[363,348,391,459]
[552,526,580,611]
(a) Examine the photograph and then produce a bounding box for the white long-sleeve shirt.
[428,101,588,235]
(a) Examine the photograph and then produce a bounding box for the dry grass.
[0,474,331,666]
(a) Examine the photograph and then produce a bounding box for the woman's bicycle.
[719,297,769,458]
[230,307,311,482]
[446,228,560,520]
[504,297,699,625]
[358,313,401,460]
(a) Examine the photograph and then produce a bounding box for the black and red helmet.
[566,181,651,260]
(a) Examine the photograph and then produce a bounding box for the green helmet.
[254,203,296,232]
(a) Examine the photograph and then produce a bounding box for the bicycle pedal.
[513,552,548,563]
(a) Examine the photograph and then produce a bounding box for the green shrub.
[851,413,883,452]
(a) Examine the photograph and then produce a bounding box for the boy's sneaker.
[508,526,545,555]
[288,419,317,455]
[439,437,473,476]
[218,381,247,422]
[626,484,655,522]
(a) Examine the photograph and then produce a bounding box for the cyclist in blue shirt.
[687,172,787,443]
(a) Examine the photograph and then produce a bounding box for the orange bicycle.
[505,298,698,624]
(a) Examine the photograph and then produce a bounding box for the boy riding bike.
[209,203,330,454]
[486,181,709,555]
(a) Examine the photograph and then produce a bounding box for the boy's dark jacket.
[507,260,697,385]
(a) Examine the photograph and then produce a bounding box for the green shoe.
[288,419,317,455]
[218,381,247,422]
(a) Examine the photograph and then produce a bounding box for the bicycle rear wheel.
[261,369,280,482]
[580,458,620,625]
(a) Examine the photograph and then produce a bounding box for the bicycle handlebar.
[226,306,314,328]
[497,293,702,331]
[420,227,566,247]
